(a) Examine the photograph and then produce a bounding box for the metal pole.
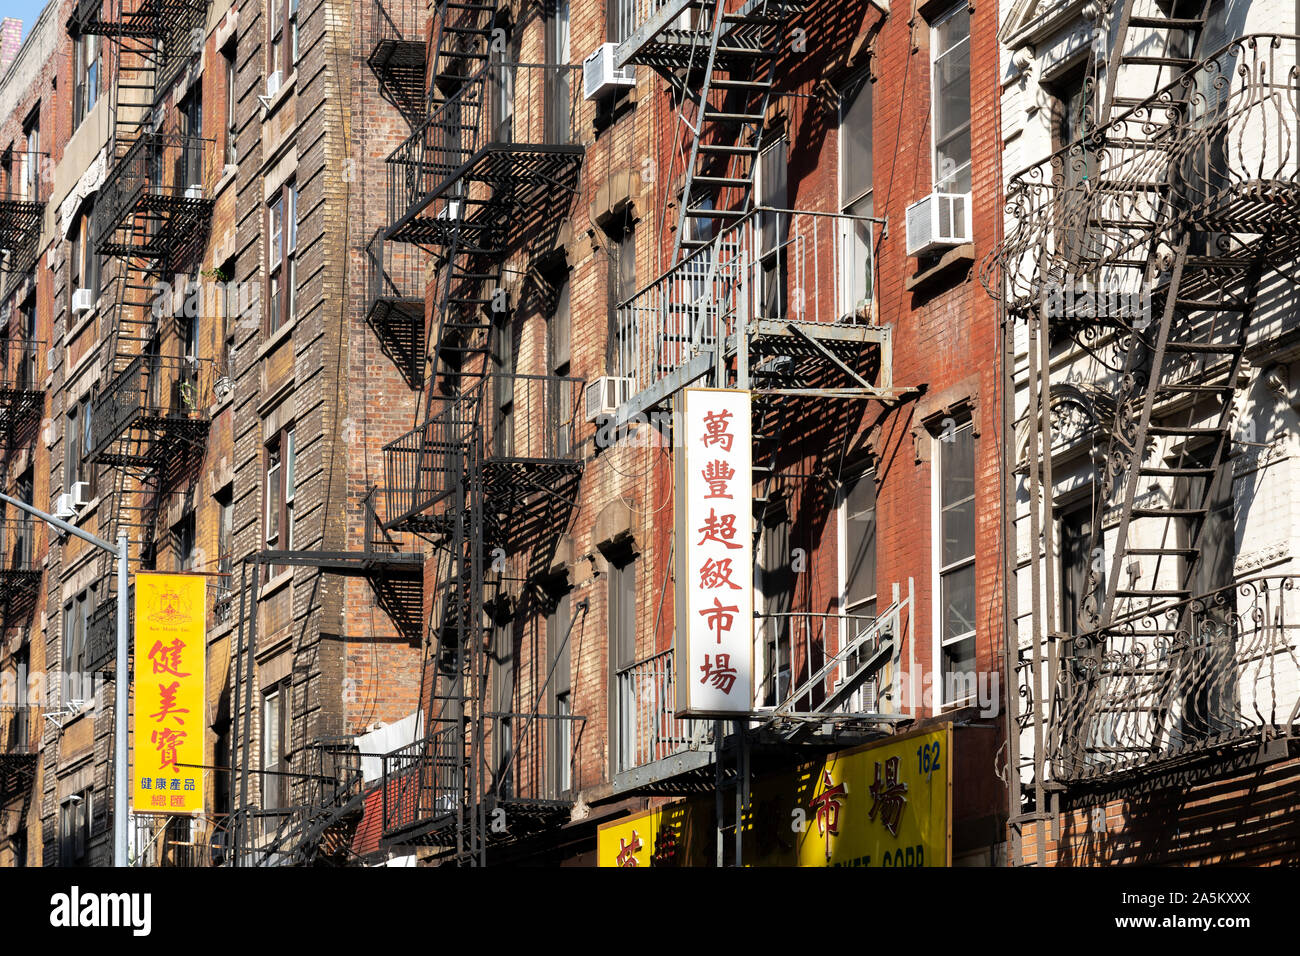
[115,531,129,867]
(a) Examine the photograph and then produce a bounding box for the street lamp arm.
[0,490,120,556]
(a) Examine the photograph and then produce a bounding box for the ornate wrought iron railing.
[381,722,463,836]
[985,34,1300,317]
[1048,574,1300,781]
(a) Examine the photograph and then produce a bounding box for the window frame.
[224,45,238,166]
[266,181,298,335]
[837,466,878,711]
[269,0,299,78]
[930,417,977,709]
[263,425,296,565]
[838,73,875,317]
[608,553,637,774]
[73,33,100,128]
[930,3,972,195]
[261,679,291,809]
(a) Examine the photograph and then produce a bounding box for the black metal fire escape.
[987,25,1300,786]
[374,0,586,864]
[68,0,214,674]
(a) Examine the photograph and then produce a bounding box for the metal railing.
[372,0,427,49]
[91,353,214,461]
[0,151,47,273]
[0,338,44,394]
[382,390,478,529]
[986,34,1300,317]
[614,648,711,771]
[484,711,586,802]
[615,206,879,399]
[94,133,216,256]
[366,231,426,320]
[386,62,581,232]
[1048,574,1300,781]
[382,722,463,835]
[0,518,37,576]
[482,371,583,462]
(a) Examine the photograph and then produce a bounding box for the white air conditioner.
[265,70,283,99]
[585,376,634,421]
[54,493,77,520]
[46,348,56,373]
[71,481,92,507]
[184,183,203,200]
[582,43,635,101]
[437,199,463,220]
[72,288,95,315]
[905,192,972,257]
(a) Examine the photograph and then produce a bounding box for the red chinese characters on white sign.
[679,388,752,714]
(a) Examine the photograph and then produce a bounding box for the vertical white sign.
[676,387,753,715]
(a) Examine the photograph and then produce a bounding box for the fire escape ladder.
[669,0,791,268]
[1101,0,1213,123]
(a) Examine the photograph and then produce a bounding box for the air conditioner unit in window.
[72,288,95,315]
[582,43,635,101]
[437,199,463,220]
[585,375,633,421]
[905,192,972,257]
[184,184,203,200]
[265,71,283,99]
[71,481,92,507]
[54,493,77,520]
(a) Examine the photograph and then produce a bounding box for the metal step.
[1145,425,1222,437]
[1128,16,1205,29]
[1130,506,1204,519]
[1124,547,1198,557]
[1115,588,1192,599]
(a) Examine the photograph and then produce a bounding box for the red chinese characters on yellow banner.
[132,573,206,815]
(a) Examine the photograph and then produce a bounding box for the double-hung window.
[933,419,976,706]
[839,468,878,711]
[74,34,100,127]
[59,790,93,866]
[839,74,874,317]
[262,680,290,808]
[264,425,296,575]
[268,182,297,333]
[931,5,971,195]
[269,0,299,78]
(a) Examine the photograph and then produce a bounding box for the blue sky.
[7,0,51,44]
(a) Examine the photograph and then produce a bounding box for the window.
[262,680,290,808]
[931,5,971,194]
[176,88,203,188]
[546,587,572,796]
[15,293,37,390]
[609,212,636,376]
[22,111,39,203]
[267,181,297,333]
[264,425,296,569]
[608,555,636,773]
[59,790,93,866]
[217,486,234,573]
[839,75,874,317]
[173,511,196,571]
[63,588,93,703]
[13,645,29,752]
[756,138,788,319]
[758,510,793,709]
[491,312,515,457]
[488,24,516,143]
[839,469,878,711]
[65,394,96,497]
[933,419,976,706]
[224,46,238,165]
[545,0,572,144]
[607,0,634,44]
[269,0,299,77]
[491,613,515,797]
[73,34,100,127]
[547,276,572,455]
[1058,501,1100,637]
[69,205,102,307]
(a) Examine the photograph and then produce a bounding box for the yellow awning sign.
[596,801,709,867]
[132,573,206,816]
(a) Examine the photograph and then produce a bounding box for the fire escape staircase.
[987,27,1300,780]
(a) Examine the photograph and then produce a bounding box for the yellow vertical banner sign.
[132,573,206,815]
